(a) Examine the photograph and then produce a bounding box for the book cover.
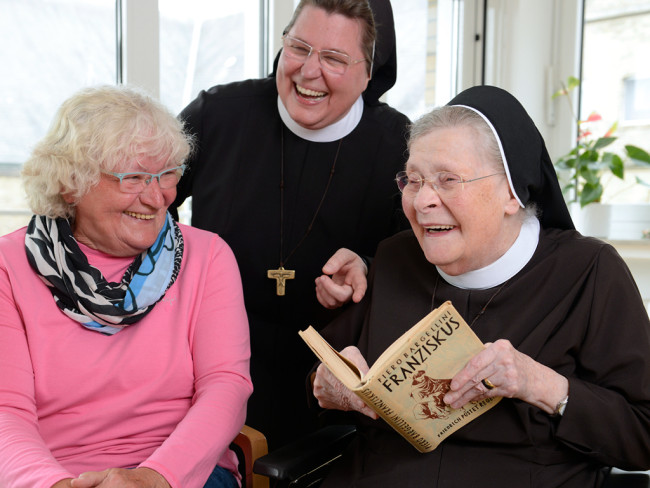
[299,301,501,452]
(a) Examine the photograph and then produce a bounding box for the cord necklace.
[267,127,342,296]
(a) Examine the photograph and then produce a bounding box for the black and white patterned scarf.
[25,212,183,335]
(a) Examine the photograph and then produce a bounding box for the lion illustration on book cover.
[410,370,454,420]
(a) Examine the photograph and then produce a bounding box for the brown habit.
[318,228,650,488]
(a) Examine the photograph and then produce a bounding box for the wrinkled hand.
[69,467,170,488]
[313,346,379,420]
[443,339,569,415]
[315,248,368,309]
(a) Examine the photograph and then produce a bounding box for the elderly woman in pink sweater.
[0,85,252,488]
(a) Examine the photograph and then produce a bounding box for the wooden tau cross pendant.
[267,266,295,296]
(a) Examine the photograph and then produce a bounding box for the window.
[624,76,650,122]
[288,0,461,121]
[0,0,116,235]
[159,0,262,115]
[158,0,264,223]
[580,0,650,204]
[389,0,460,121]
[0,0,516,235]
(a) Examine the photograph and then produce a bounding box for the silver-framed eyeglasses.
[102,164,186,194]
[395,170,505,198]
[281,34,367,75]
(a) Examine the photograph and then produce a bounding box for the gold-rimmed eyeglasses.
[395,170,505,198]
[281,35,368,75]
[102,164,186,194]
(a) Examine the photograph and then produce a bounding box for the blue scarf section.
[25,212,183,335]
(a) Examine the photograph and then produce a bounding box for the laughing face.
[67,157,177,257]
[402,126,521,276]
[276,5,370,130]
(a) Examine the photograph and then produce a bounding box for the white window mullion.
[121,0,160,98]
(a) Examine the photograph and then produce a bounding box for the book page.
[299,326,364,390]
[300,301,501,453]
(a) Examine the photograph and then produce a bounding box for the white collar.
[277,95,364,142]
[437,216,540,290]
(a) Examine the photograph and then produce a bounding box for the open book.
[299,301,501,453]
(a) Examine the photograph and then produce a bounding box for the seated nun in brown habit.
[310,85,650,488]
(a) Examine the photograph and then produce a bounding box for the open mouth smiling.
[124,211,155,220]
[425,225,455,233]
[296,83,327,99]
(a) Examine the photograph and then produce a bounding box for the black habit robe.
[318,229,650,487]
[169,0,410,448]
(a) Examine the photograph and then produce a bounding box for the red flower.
[582,112,602,123]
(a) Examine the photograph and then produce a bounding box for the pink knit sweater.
[0,223,252,488]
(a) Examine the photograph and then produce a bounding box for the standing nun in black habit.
[312,85,650,487]
[170,0,410,449]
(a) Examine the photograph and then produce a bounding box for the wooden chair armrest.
[233,425,269,488]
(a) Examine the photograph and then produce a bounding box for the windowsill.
[0,163,22,177]
[605,239,650,310]
[606,239,650,260]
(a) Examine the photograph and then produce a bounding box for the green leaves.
[609,153,624,178]
[552,77,649,208]
[566,76,581,91]
[559,143,625,207]
[628,146,650,187]
[593,136,616,151]
[580,182,603,207]
[552,76,580,99]
[626,145,650,165]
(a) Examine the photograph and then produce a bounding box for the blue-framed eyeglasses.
[282,34,369,75]
[102,164,186,194]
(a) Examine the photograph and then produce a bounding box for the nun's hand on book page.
[313,346,379,420]
[443,339,569,415]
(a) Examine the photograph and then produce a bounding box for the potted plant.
[553,76,650,208]
[552,77,650,238]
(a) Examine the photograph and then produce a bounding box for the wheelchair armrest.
[603,469,650,488]
[253,424,356,482]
